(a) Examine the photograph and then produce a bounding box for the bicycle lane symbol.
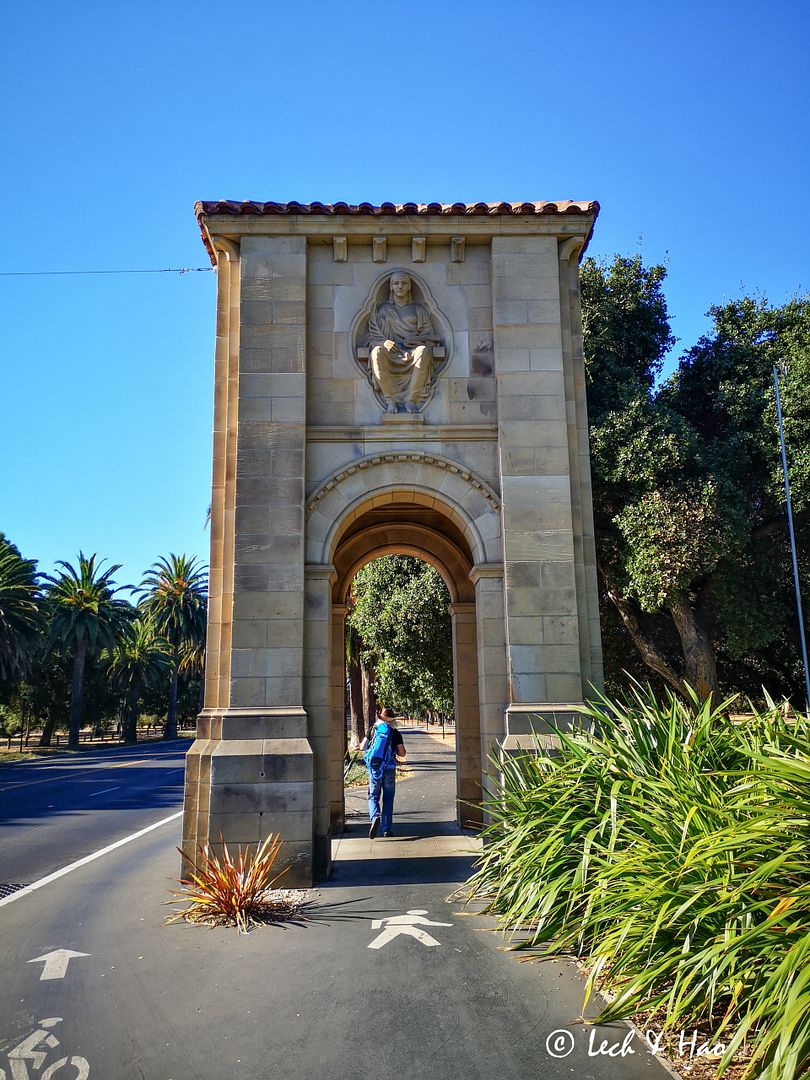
[1,1017,90,1079]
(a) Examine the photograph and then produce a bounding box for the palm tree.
[108,618,171,743]
[139,554,207,740]
[0,533,43,685]
[43,553,133,750]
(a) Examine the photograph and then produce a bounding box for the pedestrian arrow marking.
[367,909,452,949]
[27,949,90,980]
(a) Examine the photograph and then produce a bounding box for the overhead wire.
[0,264,213,274]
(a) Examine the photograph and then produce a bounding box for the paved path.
[0,728,672,1079]
[333,725,482,873]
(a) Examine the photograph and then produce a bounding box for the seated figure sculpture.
[367,272,441,413]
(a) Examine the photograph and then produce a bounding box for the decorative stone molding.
[333,236,347,262]
[450,236,465,263]
[469,563,504,585]
[372,236,387,263]
[558,236,584,262]
[306,451,501,514]
[304,563,337,584]
[212,237,240,263]
[411,237,426,262]
[306,423,498,442]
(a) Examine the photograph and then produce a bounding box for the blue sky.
[2,0,807,588]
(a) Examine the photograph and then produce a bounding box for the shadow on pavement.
[325,854,480,887]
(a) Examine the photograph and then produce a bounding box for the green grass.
[466,687,810,1080]
[344,754,412,788]
[0,749,43,763]
[344,759,368,787]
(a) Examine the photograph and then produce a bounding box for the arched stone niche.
[349,269,454,412]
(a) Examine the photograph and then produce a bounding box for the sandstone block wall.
[183,204,603,884]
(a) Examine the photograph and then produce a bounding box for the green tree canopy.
[139,554,207,739]
[347,555,453,719]
[107,617,171,743]
[583,255,809,702]
[42,553,134,748]
[0,532,42,689]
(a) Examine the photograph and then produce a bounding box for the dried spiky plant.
[166,834,308,932]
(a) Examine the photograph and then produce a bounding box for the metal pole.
[773,365,810,708]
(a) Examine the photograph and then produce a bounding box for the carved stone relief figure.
[362,272,444,413]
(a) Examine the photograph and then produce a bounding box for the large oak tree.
[583,256,809,702]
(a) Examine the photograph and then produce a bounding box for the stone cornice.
[306,451,501,514]
[306,424,498,443]
[199,212,597,265]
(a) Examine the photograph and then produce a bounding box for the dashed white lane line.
[0,810,184,908]
[0,757,153,793]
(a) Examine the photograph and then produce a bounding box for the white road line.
[87,787,119,797]
[0,810,184,909]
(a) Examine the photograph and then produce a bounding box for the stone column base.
[500,702,593,755]
[181,707,316,887]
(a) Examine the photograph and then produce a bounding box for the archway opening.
[345,550,454,760]
[343,553,457,842]
[325,496,484,851]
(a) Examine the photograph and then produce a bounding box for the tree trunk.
[603,574,688,695]
[361,663,377,736]
[123,687,139,744]
[348,647,365,748]
[39,707,58,747]
[67,638,87,750]
[668,596,719,699]
[164,652,179,740]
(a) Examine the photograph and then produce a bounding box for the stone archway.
[302,454,505,870]
[183,199,604,886]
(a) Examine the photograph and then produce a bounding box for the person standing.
[360,706,406,838]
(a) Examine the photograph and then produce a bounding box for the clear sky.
[2,0,807,588]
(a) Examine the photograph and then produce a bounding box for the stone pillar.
[304,564,336,878]
[559,238,604,692]
[471,564,508,789]
[450,601,483,826]
[182,237,239,863]
[182,235,315,886]
[491,236,585,742]
[329,602,348,832]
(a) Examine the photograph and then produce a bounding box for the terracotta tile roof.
[196,199,598,218]
[195,199,600,264]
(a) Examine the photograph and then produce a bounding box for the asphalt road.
[0,732,675,1080]
[0,739,191,887]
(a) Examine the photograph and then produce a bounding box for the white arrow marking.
[367,909,452,949]
[27,950,90,980]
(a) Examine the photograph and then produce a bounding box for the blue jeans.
[368,767,396,833]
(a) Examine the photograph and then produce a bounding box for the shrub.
[166,834,307,932]
[466,687,810,1080]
